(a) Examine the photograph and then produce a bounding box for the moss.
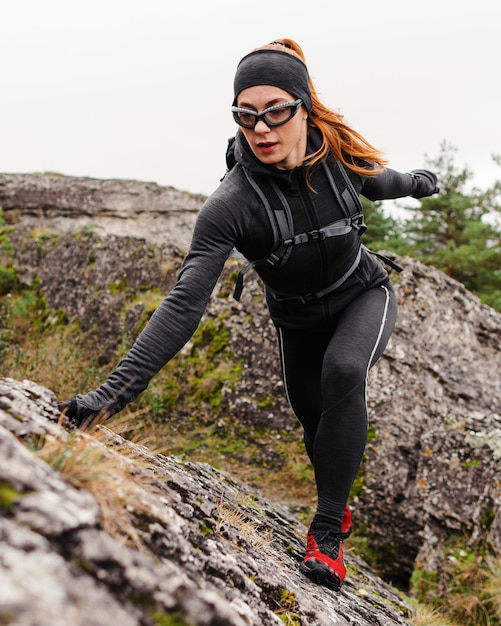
[108,277,129,295]
[349,468,366,500]
[29,227,60,242]
[199,520,214,536]
[348,523,380,572]
[0,481,28,510]
[278,610,301,624]
[190,317,230,359]
[0,266,18,296]
[463,459,480,469]
[367,422,378,442]
[143,379,182,415]
[134,290,165,316]
[256,395,275,409]
[0,210,18,296]
[150,613,190,626]
[74,558,97,575]
[479,508,495,532]
[0,303,12,362]
[142,315,244,422]
[6,281,66,335]
[347,423,378,503]
[274,588,300,625]
[409,566,441,608]
[0,233,14,255]
[221,268,242,295]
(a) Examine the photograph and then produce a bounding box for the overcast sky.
[1,0,500,198]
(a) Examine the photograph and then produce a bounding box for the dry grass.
[484,557,501,619]
[409,552,501,626]
[409,608,457,626]
[444,554,501,626]
[215,500,272,552]
[33,414,162,548]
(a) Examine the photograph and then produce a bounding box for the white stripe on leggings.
[277,327,293,407]
[364,284,391,405]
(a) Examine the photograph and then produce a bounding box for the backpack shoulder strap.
[322,159,365,228]
[233,168,295,301]
[242,168,294,257]
[325,159,404,274]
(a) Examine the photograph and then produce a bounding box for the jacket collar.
[231,127,324,180]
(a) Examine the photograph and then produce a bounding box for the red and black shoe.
[300,504,352,591]
[340,503,353,537]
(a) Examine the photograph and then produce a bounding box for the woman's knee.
[321,356,366,393]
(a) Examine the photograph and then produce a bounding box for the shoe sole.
[300,560,342,591]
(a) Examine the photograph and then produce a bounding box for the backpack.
[225,137,403,302]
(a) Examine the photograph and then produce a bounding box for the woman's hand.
[410,169,440,198]
[57,398,108,429]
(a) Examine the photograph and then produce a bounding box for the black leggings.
[277,284,397,530]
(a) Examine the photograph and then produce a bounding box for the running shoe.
[300,504,352,590]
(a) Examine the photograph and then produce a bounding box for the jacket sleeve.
[360,167,438,201]
[67,192,239,422]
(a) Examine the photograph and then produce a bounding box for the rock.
[0,173,204,251]
[0,377,413,625]
[361,258,501,585]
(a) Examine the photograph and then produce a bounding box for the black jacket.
[69,129,437,420]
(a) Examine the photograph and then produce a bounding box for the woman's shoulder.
[194,164,262,240]
[204,162,262,211]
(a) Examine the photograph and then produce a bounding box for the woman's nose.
[254,119,271,133]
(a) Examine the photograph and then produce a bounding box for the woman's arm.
[59,192,240,426]
[361,167,439,201]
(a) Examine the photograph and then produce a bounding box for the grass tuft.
[30,415,165,548]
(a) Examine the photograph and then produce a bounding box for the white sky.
[1,0,500,197]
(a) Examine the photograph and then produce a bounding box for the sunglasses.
[231,99,303,129]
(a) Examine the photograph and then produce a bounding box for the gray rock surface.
[362,262,501,584]
[0,172,204,250]
[0,377,413,625]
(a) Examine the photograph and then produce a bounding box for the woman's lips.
[257,142,277,154]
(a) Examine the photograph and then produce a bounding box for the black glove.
[57,398,105,429]
[410,169,439,198]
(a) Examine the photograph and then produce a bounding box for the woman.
[59,39,438,591]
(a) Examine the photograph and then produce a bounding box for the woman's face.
[236,85,308,170]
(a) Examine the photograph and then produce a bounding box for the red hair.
[259,39,387,177]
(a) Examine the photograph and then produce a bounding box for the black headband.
[233,49,312,112]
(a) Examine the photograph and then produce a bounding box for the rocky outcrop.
[0,376,413,626]
[2,173,501,599]
[362,259,501,585]
[0,173,204,250]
